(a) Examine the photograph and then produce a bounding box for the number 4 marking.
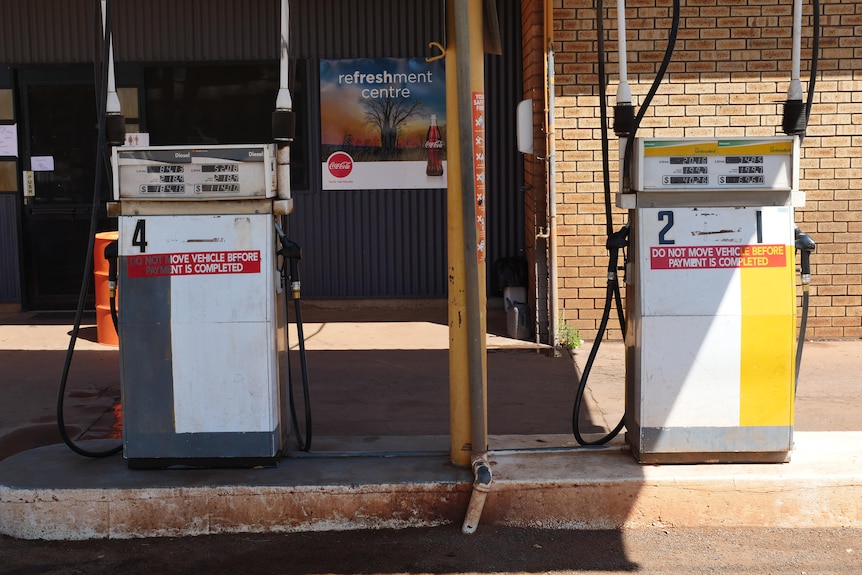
[132,219,148,253]
[658,210,675,245]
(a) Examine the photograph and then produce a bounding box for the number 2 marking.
[658,210,675,245]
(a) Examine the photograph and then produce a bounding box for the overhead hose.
[783,0,819,390]
[56,0,122,458]
[572,0,680,446]
[621,0,681,192]
[804,0,820,132]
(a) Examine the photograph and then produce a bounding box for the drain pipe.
[461,455,492,533]
[545,4,560,348]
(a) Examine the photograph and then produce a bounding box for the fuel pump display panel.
[113,145,277,200]
[633,137,797,192]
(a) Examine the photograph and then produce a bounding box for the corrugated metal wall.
[0,0,444,64]
[1,0,522,301]
[0,0,93,64]
[290,0,446,59]
[288,0,523,299]
[288,190,448,298]
[0,194,21,302]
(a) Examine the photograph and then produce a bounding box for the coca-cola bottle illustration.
[425,114,444,176]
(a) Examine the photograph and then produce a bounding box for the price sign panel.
[113,145,277,200]
[633,137,797,193]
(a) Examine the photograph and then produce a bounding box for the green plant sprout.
[557,314,583,350]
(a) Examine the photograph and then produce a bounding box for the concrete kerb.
[1,431,860,539]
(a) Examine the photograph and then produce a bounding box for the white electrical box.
[113,144,277,200]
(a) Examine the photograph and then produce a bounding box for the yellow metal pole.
[447,0,488,467]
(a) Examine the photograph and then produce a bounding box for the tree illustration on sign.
[363,95,423,156]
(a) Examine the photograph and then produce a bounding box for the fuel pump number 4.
[132,219,148,253]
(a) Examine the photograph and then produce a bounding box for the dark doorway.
[17,69,114,310]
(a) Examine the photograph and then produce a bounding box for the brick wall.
[522,0,551,342]
[552,0,862,340]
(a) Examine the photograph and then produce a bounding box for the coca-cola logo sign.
[327,151,354,178]
[425,140,444,149]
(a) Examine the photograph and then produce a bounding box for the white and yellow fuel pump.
[619,137,803,463]
[566,0,819,465]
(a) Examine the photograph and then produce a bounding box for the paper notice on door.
[0,124,17,157]
[31,156,54,171]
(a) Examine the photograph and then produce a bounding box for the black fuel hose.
[277,226,313,452]
[287,295,313,452]
[56,0,122,458]
[795,228,815,392]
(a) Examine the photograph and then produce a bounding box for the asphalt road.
[1,525,859,574]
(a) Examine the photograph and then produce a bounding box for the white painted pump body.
[620,136,803,463]
[111,145,289,468]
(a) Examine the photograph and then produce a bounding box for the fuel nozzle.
[275,222,302,299]
[795,227,815,285]
[103,239,119,298]
[606,224,630,280]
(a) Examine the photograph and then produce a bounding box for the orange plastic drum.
[93,231,119,346]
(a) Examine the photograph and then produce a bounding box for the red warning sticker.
[127,250,262,278]
[650,244,787,270]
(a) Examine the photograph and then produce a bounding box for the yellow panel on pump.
[739,246,796,427]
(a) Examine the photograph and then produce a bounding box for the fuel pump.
[110,145,292,468]
[620,137,802,464]
[55,0,309,468]
[571,0,819,464]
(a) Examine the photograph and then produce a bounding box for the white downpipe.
[615,0,631,105]
[547,44,559,348]
[788,0,803,100]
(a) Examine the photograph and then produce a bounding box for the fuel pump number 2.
[657,211,675,245]
[654,209,764,246]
